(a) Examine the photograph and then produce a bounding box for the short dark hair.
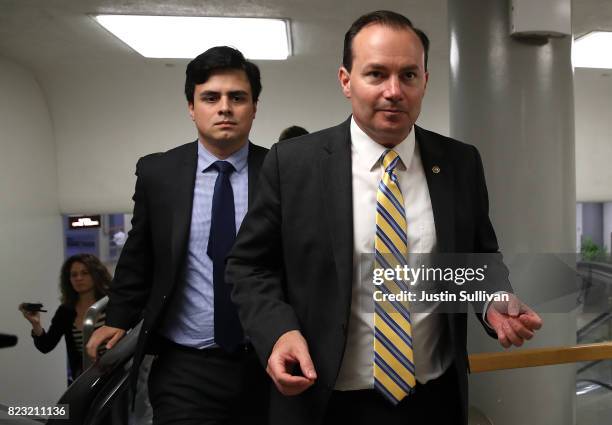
[185,46,262,103]
[59,254,110,306]
[278,125,309,141]
[342,10,430,72]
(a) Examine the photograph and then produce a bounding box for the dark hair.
[59,254,111,306]
[342,10,430,72]
[184,46,262,103]
[278,125,309,141]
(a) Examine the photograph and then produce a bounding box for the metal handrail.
[576,379,612,393]
[577,260,612,275]
[82,296,109,370]
[578,311,612,342]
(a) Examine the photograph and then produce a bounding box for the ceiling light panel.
[573,31,612,69]
[94,15,291,60]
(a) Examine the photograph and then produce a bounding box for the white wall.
[33,3,449,214]
[575,68,612,202]
[47,56,448,213]
[47,60,449,213]
[0,57,65,406]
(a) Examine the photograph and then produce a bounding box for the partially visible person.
[278,125,309,141]
[19,253,110,385]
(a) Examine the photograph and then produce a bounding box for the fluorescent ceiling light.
[94,15,291,60]
[573,31,612,69]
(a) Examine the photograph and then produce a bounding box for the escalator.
[576,261,612,425]
[46,321,141,425]
[1,298,145,425]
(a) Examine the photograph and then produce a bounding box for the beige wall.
[0,56,65,406]
[46,47,450,214]
[575,68,612,202]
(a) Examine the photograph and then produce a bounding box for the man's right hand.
[266,330,317,396]
[86,325,126,361]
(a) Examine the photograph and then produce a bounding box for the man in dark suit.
[226,11,542,425]
[86,46,268,425]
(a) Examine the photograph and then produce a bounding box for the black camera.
[22,303,47,312]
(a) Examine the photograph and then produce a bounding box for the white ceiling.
[0,0,449,76]
[1,0,610,80]
[574,0,612,35]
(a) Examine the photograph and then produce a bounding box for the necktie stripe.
[376,203,407,241]
[376,213,407,249]
[375,315,414,354]
[375,341,416,379]
[375,231,405,263]
[374,378,401,405]
[376,276,410,299]
[383,155,401,171]
[374,252,411,295]
[375,302,413,343]
[374,149,415,404]
[376,221,407,255]
[375,325,415,370]
[378,181,405,215]
[374,352,414,393]
[374,365,407,403]
[375,281,412,315]
[385,183,404,208]
[377,196,407,230]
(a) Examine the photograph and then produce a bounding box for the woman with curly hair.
[19,253,111,384]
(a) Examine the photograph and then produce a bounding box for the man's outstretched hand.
[486,294,543,348]
[267,330,317,396]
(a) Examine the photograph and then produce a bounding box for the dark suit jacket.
[104,140,268,388]
[226,118,510,425]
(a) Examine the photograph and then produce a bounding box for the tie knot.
[381,149,401,173]
[211,160,235,175]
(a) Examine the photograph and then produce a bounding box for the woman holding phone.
[19,253,110,384]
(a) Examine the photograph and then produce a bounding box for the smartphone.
[22,303,47,312]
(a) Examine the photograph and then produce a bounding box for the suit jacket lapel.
[247,142,267,207]
[171,141,198,280]
[320,119,354,307]
[415,126,455,253]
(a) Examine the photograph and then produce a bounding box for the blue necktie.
[206,160,244,351]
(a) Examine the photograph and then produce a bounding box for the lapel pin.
[432,165,441,174]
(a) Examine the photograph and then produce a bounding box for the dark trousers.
[148,338,268,425]
[323,365,463,425]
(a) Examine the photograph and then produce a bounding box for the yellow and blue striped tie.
[374,149,416,404]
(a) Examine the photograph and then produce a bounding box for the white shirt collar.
[350,116,416,172]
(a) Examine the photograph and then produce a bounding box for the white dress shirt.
[334,118,454,390]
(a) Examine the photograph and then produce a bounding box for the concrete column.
[448,1,576,424]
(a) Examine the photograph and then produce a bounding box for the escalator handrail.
[82,296,109,370]
[47,320,142,425]
[577,311,612,341]
[469,341,612,373]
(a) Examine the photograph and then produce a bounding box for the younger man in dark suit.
[86,46,268,425]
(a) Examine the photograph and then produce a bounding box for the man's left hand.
[486,294,543,348]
